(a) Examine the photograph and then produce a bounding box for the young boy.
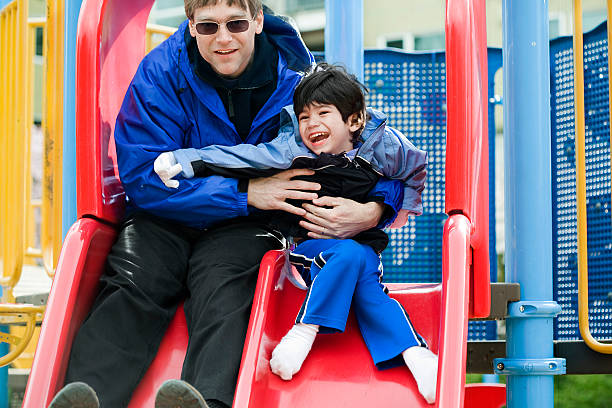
[155,63,438,404]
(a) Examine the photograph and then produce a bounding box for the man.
[49,1,397,408]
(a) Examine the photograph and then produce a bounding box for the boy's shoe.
[48,382,99,408]
[155,379,209,408]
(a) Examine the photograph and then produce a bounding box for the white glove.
[154,152,183,189]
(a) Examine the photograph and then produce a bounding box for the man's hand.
[154,152,183,189]
[300,197,385,239]
[247,169,321,216]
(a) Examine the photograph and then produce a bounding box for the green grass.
[554,375,612,408]
[466,374,612,407]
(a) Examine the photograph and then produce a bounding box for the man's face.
[298,103,360,155]
[188,2,264,78]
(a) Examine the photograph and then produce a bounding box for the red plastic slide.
[22,0,505,406]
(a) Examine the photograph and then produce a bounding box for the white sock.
[402,346,439,404]
[270,323,319,380]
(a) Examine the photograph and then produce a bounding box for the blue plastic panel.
[550,22,612,341]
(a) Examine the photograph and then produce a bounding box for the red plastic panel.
[23,218,117,408]
[437,214,472,407]
[444,0,490,318]
[235,250,443,407]
[464,383,506,408]
[76,0,155,224]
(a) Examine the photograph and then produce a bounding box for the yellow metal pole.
[573,0,612,354]
[24,19,45,264]
[24,20,37,266]
[41,0,64,278]
[0,0,27,298]
[0,5,11,282]
[0,6,9,282]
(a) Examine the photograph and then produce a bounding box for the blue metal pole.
[324,0,363,81]
[496,1,565,407]
[62,0,83,238]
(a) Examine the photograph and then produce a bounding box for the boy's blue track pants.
[290,239,426,368]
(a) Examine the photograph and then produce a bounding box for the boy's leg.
[350,246,437,403]
[293,239,365,330]
[181,222,284,406]
[270,239,366,380]
[64,213,193,408]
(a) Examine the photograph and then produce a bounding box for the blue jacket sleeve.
[173,131,305,177]
[366,177,405,228]
[114,54,249,229]
[368,125,427,216]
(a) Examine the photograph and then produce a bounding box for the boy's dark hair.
[184,0,263,20]
[293,63,368,142]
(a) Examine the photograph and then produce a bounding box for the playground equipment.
[20,0,508,406]
[0,0,610,406]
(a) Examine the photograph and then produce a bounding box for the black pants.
[64,213,284,407]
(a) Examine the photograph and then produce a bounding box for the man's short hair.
[293,63,368,142]
[184,0,263,20]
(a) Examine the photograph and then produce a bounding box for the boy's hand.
[300,197,384,239]
[154,152,183,188]
[247,169,320,216]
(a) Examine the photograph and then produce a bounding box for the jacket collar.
[175,17,309,142]
[185,30,278,90]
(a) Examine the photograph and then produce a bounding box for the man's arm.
[300,177,404,239]
[115,55,319,228]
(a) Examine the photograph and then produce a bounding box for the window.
[376,33,415,51]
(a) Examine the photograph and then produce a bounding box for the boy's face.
[188,2,264,78]
[298,103,361,155]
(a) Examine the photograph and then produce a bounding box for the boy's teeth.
[310,132,328,142]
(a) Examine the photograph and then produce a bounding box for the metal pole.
[324,0,363,81]
[496,1,565,407]
[62,0,83,237]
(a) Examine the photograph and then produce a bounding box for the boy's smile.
[298,103,361,155]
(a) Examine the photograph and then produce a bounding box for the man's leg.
[64,213,195,408]
[181,222,284,406]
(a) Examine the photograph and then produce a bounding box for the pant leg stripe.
[313,253,327,270]
[391,298,427,348]
[297,273,320,324]
[289,252,313,270]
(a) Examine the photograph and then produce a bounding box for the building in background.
[149,0,609,52]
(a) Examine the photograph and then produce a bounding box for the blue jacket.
[173,107,428,216]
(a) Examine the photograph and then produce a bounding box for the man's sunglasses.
[194,17,254,35]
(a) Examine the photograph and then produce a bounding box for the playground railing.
[0,0,65,368]
[1,0,64,285]
[571,0,612,354]
[146,23,176,52]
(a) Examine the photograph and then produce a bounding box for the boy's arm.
[153,131,306,186]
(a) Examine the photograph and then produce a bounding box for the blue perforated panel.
[551,22,612,341]
[312,50,501,339]
[362,49,503,340]
[363,52,448,283]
